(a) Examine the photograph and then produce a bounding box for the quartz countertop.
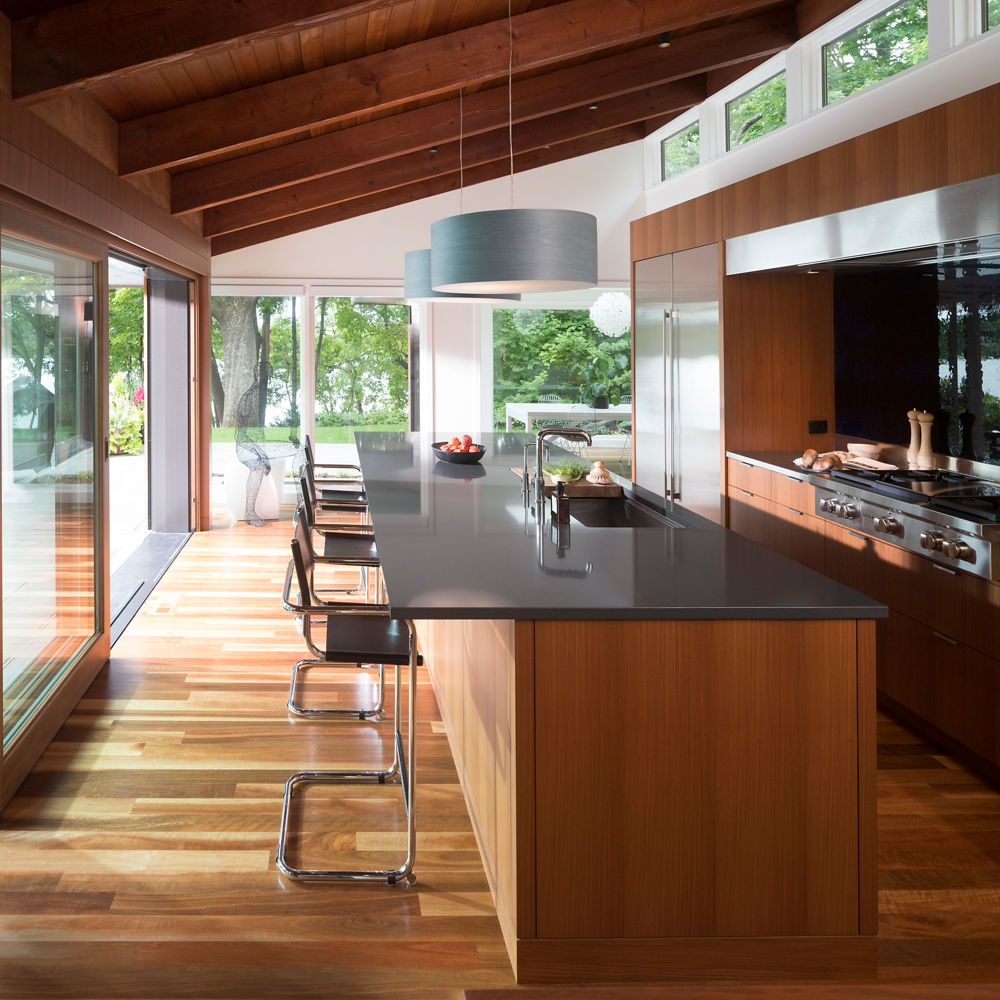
[356,432,886,620]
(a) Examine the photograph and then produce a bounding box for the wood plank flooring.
[1,515,1000,996]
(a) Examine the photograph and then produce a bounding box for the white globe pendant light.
[589,291,631,337]
[428,0,597,295]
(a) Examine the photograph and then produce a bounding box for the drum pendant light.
[430,1,597,294]
[404,249,520,302]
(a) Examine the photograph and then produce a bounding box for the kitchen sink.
[568,496,680,528]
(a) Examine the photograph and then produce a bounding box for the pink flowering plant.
[108,373,145,455]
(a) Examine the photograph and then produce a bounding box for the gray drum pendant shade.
[430,208,598,293]
[404,249,520,303]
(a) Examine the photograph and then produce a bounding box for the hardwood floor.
[1,516,1000,996]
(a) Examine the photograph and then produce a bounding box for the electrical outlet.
[808,419,828,435]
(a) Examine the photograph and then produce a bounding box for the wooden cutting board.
[508,467,622,497]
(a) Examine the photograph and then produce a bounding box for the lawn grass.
[210,423,406,445]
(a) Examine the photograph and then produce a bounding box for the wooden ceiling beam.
[201,78,704,236]
[209,124,646,256]
[11,0,405,104]
[119,0,781,175]
[794,0,861,37]
[172,8,795,214]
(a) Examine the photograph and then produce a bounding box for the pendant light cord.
[508,0,514,209]
[459,88,464,215]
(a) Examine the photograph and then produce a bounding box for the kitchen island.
[356,432,886,985]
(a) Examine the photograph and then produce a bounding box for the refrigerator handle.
[666,308,679,501]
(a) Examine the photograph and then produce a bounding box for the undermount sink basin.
[568,496,677,528]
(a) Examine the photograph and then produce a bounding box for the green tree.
[825,0,928,105]
[108,286,144,390]
[492,308,631,427]
[314,299,409,425]
[728,73,786,149]
[661,121,699,181]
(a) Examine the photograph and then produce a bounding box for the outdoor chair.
[277,517,420,884]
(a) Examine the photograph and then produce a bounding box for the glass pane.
[727,73,787,150]
[988,0,1000,30]
[314,297,410,465]
[824,0,928,106]
[2,235,98,747]
[209,295,303,524]
[491,299,632,475]
[660,122,700,182]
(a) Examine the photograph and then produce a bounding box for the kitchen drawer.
[879,610,1000,768]
[772,471,813,512]
[823,520,894,604]
[727,458,772,499]
[727,487,780,550]
[771,503,825,574]
[884,550,1000,661]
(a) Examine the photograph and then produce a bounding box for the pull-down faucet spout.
[533,426,592,508]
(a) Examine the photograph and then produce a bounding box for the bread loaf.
[801,448,818,468]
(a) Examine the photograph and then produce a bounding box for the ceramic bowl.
[431,442,485,464]
[847,442,881,460]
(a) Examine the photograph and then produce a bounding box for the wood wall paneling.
[721,270,834,453]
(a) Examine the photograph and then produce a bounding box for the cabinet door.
[633,255,670,499]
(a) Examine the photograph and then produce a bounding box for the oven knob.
[920,530,944,551]
[943,539,973,561]
[840,503,859,519]
[820,498,839,513]
[873,516,901,535]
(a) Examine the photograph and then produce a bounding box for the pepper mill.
[907,410,921,465]
[917,410,935,469]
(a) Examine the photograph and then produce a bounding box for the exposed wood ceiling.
[4,0,857,255]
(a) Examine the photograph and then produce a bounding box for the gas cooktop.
[829,467,1000,523]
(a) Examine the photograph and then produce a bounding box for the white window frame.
[643,0,987,196]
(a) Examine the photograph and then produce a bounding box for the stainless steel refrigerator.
[633,243,722,524]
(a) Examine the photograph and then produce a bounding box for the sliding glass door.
[1,234,100,751]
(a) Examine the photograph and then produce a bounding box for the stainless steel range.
[813,467,1000,580]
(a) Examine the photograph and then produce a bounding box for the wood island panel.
[419,613,875,983]
[532,618,861,940]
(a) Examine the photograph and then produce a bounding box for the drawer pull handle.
[785,506,804,516]
[932,630,959,646]
[848,530,870,541]
[740,461,752,467]
[931,563,958,576]
[738,488,752,497]
[786,475,801,482]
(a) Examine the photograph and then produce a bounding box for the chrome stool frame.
[277,535,419,884]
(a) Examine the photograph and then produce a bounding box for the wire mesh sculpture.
[234,375,300,526]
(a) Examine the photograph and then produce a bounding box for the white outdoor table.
[504,401,631,431]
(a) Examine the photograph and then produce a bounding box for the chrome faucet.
[534,426,592,508]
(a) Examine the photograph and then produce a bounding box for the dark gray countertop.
[357,432,886,620]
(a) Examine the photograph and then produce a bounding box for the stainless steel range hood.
[725,173,1000,274]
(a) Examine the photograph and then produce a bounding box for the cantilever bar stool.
[277,521,420,884]
[288,507,386,719]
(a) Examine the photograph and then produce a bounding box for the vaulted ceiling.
[3,0,855,255]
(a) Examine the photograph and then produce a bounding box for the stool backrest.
[290,516,317,604]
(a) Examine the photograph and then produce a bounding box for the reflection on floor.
[109,530,189,644]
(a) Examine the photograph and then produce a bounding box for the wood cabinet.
[727,454,1000,779]
[419,613,877,984]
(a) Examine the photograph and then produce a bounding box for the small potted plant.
[591,383,609,409]
[544,459,588,484]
